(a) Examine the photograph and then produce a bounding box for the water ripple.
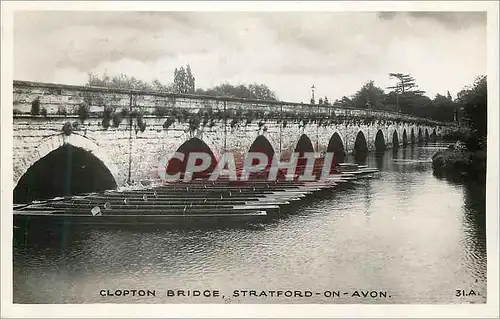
[13,145,487,304]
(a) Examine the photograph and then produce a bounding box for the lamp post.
[311,85,316,104]
[396,83,400,113]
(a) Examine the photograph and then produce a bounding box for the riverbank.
[432,141,486,183]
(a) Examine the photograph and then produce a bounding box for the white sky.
[14,11,486,102]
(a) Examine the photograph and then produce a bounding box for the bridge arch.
[375,129,386,153]
[248,135,275,165]
[13,134,119,203]
[165,137,218,179]
[354,131,368,160]
[425,128,430,143]
[410,128,416,145]
[294,134,315,155]
[431,129,437,142]
[327,132,345,163]
[418,128,423,143]
[402,129,408,147]
[294,134,315,177]
[392,130,399,150]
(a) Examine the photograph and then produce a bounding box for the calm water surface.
[13,144,487,304]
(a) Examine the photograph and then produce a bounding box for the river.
[12,143,487,304]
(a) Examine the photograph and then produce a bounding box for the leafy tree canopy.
[456,75,487,150]
[86,72,173,92]
[196,83,279,101]
[86,69,484,126]
[86,67,278,101]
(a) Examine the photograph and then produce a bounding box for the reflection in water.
[392,147,399,158]
[13,144,487,304]
[374,153,385,169]
[462,183,487,281]
[354,155,367,165]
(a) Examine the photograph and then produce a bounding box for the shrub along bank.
[432,141,486,183]
[432,75,487,184]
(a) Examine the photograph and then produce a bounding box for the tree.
[186,65,196,93]
[447,91,453,101]
[151,79,174,92]
[248,84,278,101]
[458,75,487,150]
[173,67,186,93]
[333,96,353,107]
[387,73,425,95]
[196,83,279,101]
[395,91,433,118]
[456,89,469,101]
[432,93,457,122]
[351,81,386,109]
[173,64,196,94]
[386,73,426,113]
[86,72,171,91]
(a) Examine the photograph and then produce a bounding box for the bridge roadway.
[13,163,378,228]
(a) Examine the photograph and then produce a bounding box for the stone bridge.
[12,80,456,203]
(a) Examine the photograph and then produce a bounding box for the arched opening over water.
[418,128,423,143]
[431,129,437,142]
[375,129,386,153]
[294,134,315,176]
[248,135,275,165]
[294,134,314,156]
[402,129,408,147]
[166,137,217,179]
[327,132,345,163]
[410,128,416,145]
[354,131,368,163]
[246,135,276,179]
[425,129,430,143]
[392,131,399,151]
[13,145,117,204]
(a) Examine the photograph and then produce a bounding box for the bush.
[432,150,470,173]
[154,106,169,117]
[30,97,41,115]
[78,103,90,123]
[57,105,67,116]
[230,119,238,129]
[62,122,72,135]
[102,117,111,129]
[188,116,201,132]
[137,114,146,132]
[40,107,48,117]
[112,112,123,127]
[163,117,175,130]
[121,108,129,117]
[130,110,139,118]
[432,148,485,183]
[102,106,114,129]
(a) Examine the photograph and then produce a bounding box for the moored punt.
[13,163,379,228]
[13,210,268,228]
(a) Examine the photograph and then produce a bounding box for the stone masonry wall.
[12,81,455,187]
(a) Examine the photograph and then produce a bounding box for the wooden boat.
[13,163,379,228]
